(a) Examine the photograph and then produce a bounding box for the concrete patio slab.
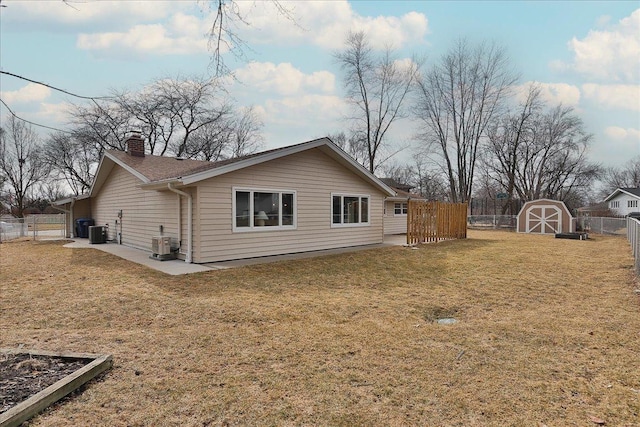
[62,235,408,275]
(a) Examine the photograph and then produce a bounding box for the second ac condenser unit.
[152,236,171,255]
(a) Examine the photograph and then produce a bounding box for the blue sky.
[1,0,638,169]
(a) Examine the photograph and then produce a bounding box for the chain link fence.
[627,217,640,276]
[468,215,517,229]
[0,214,66,243]
[573,217,627,235]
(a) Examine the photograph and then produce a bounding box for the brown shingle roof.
[106,139,324,183]
[106,150,215,182]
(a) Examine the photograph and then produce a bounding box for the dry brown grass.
[1,230,639,426]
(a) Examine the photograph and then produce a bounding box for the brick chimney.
[126,132,145,157]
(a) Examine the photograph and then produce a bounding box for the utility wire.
[0,71,114,100]
[0,98,72,133]
[0,70,113,133]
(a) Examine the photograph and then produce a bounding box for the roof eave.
[139,179,185,191]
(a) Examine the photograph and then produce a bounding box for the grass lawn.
[1,230,639,426]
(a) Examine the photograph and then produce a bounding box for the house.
[379,178,424,235]
[53,135,396,263]
[603,187,640,217]
[516,199,574,234]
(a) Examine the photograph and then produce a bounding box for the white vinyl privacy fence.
[628,217,640,275]
[0,214,66,242]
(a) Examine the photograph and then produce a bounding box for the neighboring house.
[379,178,424,235]
[575,201,611,217]
[516,199,574,234]
[604,187,640,217]
[54,135,396,264]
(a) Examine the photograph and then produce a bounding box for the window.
[331,194,370,227]
[394,202,408,215]
[610,201,620,209]
[628,200,638,208]
[233,188,296,231]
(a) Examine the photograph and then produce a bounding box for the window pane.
[402,203,408,214]
[394,203,401,215]
[361,197,369,223]
[332,196,341,224]
[235,191,250,227]
[254,192,279,226]
[344,196,359,223]
[282,193,294,226]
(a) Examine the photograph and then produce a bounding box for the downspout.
[167,183,193,264]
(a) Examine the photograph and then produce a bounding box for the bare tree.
[414,39,518,203]
[52,76,263,190]
[412,153,450,201]
[335,31,420,173]
[483,83,543,214]
[228,105,264,158]
[206,0,297,77]
[600,156,640,196]
[512,105,599,202]
[0,116,50,218]
[328,131,369,167]
[44,132,97,195]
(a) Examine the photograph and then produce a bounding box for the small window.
[233,188,296,231]
[331,194,370,227]
[394,202,408,215]
[628,200,638,208]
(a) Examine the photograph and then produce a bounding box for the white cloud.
[565,9,640,82]
[514,82,581,106]
[235,1,429,50]
[77,17,210,57]
[582,84,640,111]
[234,62,335,96]
[605,126,640,141]
[1,83,51,105]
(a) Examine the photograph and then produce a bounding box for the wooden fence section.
[407,201,468,244]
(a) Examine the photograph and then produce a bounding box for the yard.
[1,230,639,426]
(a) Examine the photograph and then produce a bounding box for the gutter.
[167,183,193,264]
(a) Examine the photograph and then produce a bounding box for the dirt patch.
[0,353,88,413]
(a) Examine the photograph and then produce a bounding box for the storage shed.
[516,199,574,234]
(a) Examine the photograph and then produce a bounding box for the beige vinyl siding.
[195,148,385,263]
[383,200,408,235]
[92,165,179,251]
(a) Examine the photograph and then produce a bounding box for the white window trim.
[232,187,297,232]
[330,193,371,228]
[394,202,408,216]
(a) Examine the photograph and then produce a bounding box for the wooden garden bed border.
[0,348,113,427]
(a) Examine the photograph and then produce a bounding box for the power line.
[0,98,72,134]
[0,71,113,100]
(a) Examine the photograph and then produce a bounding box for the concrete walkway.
[64,235,408,275]
[64,239,212,275]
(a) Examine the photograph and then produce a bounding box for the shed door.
[526,205,562,234]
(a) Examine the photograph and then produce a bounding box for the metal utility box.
[89,226,107,244]
[152,236,171,256]
[150,236,176,261]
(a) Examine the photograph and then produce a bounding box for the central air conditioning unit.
[152,236,171,256]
